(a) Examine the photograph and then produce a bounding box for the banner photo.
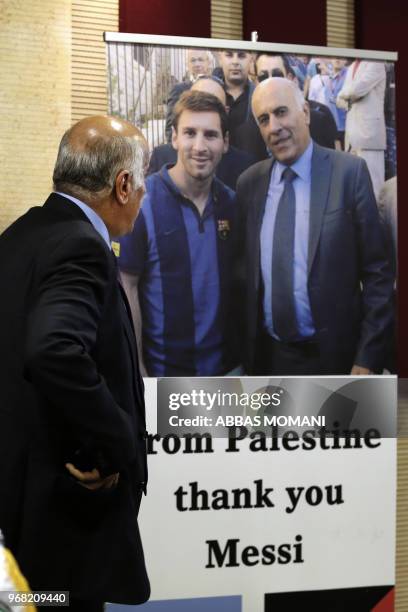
[106,36,397,380]
[105,375,396,612]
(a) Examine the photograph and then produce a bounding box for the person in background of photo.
[148,75,255,190]
[0,116,150,611]
[165,48,212,142]
[303,56,327,97]
[308,58,348,150]
[377,175,397,373]
[236,78,394,376]
[288,54,309,90]
[384,63,397,180]
[337,60,387,199]
[325,58,348,149]
[217,49,255,146]
[378,175,397,278]
[118,91,239,377]
[307,58,330,105]
[234,53,337,160]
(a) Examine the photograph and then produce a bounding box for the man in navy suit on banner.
[236,78,394,376]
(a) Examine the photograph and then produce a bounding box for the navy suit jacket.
[236,143,394,374]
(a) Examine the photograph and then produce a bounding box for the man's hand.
[350,364,374,375]
[65,463,119,491]
[336,95,349,110]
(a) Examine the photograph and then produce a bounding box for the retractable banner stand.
[104,33,398,612]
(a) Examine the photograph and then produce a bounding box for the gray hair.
[53,129,147,202]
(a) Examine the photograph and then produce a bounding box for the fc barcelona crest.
[217,219,230,240]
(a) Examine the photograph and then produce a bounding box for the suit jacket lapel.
[308,143,332,275]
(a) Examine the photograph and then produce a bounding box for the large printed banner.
[108,376,396,612]
[106,34,397,380]
[104,32,397,611]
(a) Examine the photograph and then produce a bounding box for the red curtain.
[356,0,406,374]
[119,0,211,37]
[243,0,327,46]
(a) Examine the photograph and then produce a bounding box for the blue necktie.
[272,166,298,341]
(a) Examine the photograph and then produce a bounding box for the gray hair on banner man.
[53,128,147,202]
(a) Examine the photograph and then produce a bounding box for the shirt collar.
[275,139,313,183]
[159,164,219,205]
[225,79,250,102]
[55,192,111,248]
[331,67,347,81]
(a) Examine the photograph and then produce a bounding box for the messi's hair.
[172,90,228,136]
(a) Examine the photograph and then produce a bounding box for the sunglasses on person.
[257,68,285,83]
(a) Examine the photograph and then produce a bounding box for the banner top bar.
[104,32,398,62]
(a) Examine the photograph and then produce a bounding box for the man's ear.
[114,170,132,205]
[171,125,178,151]
[303,101,311,126]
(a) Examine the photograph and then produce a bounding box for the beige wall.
[0,0,118,233]
[72,0,118,122]
[211,0,242,39]
[326,0,355,47]
[0,0,71,231]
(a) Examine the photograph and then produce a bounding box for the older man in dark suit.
[0,116,150,610]
[236,78,393,375]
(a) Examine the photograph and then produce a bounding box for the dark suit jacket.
[0,193,149,603]
[234,100,338,162]
[148,143,255,191]
[236,143,394,374]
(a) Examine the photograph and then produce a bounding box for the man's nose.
[267,114,282,133]
[192,133,206,150]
